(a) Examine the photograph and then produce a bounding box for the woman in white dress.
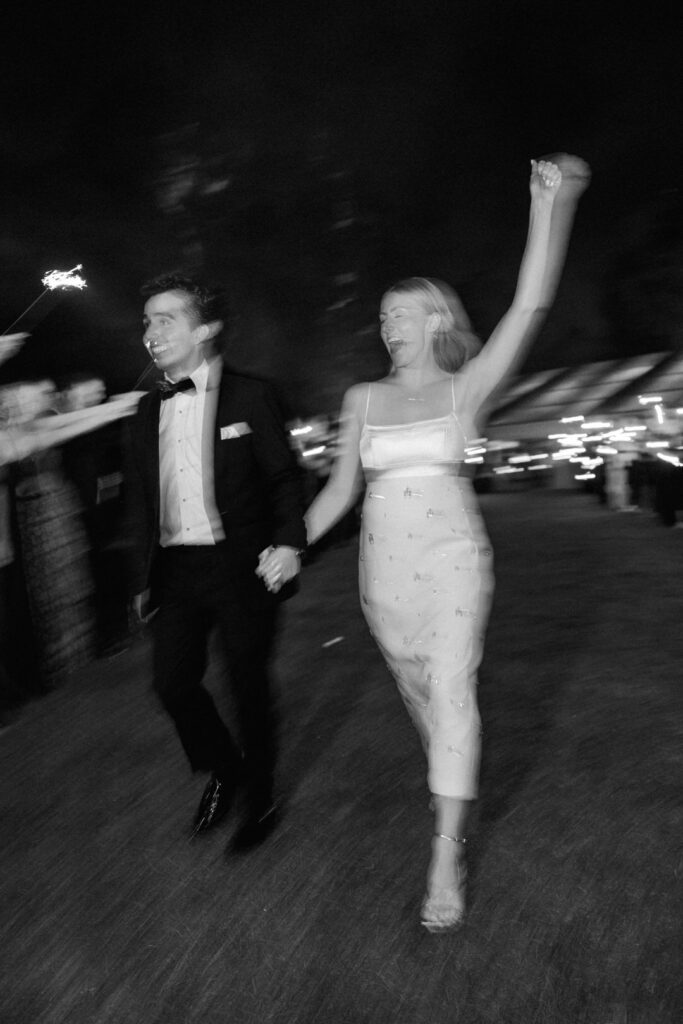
[259,155,589,931]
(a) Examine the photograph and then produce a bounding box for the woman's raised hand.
[530,158,563,200]
[537,153,592,203]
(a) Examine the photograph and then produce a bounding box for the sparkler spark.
[2,264,88,334]
[41,264,87,291]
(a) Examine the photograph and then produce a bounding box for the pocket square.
[220,422,252,440]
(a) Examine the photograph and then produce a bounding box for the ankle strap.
[434,833,467,844]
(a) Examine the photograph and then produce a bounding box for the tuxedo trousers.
[152,544,278,807]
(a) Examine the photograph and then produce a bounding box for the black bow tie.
[156,378,196,399]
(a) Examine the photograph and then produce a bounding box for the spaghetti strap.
[450,374,456,412]
[364,382,372,425]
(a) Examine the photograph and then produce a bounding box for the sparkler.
[2,264,87,335]
[131,362,155,391]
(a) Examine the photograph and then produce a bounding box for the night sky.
[1,0,681,409]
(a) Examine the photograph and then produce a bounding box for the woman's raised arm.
[465,154,590,410]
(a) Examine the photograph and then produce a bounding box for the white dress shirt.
[158,359,225,546]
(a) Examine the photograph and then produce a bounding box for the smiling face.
[379,290,438,370]
[142,290,207,380]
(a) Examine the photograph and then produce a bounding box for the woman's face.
[379,290,435,369]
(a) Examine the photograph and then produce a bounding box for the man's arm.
[248,380,308,592]
[121,397,159,608]
[249,381,308,551]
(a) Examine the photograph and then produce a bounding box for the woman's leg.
[428,794,470,891]
[421,793,470,930]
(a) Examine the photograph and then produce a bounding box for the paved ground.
[1,490,681,1024]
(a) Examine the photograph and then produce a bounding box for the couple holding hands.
[125,154,589,932]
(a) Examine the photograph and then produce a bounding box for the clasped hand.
[256,545,301,593]
[530,153,591,203]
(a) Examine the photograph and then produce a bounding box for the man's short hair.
[140,273,226,327]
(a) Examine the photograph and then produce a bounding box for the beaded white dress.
[358,376,493,798]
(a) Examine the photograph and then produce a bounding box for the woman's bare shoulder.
[342,381,373,405]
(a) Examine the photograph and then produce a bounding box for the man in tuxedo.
[125,274,306,850]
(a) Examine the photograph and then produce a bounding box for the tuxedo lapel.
[212,367,234,484]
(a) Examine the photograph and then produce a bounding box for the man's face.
[142,290,205,380]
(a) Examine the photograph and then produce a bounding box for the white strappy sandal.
[420,833,467,933]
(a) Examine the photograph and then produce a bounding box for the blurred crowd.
[593,450,683,526]
[0,335,139,727]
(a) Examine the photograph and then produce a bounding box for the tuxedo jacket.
[124,368,307,611]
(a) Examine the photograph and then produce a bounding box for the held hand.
[256,545,301,594]
[529,159,562,201]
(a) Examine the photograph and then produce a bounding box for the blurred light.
[302,445,326,457]
[465,456,484,464]
[290,425,313,437]
[560,415,584,423]
[486,439,519,451]
[466,446,487,456]
[528,463,551,471]
[646,441,669,448]
[638,395,662,405]
[656,452,682,467]
[575,472,596,481]
[510,452,550,464]
[654,404,664,424]
[552,448,586,460]
[558,434,587,445]
[494,466,524,474]
[582,421,612,429]
[596,445,618,455]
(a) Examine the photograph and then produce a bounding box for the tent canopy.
[485,350,683,441]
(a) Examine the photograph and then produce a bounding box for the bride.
[259,154,590,931]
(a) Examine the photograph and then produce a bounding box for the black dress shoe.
[229,803,280,852]
[192,773,235,837]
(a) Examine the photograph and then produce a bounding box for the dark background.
[1,0,681,414]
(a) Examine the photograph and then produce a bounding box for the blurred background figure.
[0,335,42,724]
[654,457,683,527]
[1,329,143,712]
[2,378,95,689]
[604,449,635,512]
[60,373,131,657]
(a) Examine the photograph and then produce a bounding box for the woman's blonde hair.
[384,277,481,372]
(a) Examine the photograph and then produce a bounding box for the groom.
[125,274,306,850]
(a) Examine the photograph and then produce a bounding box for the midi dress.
[358,375,494,799]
